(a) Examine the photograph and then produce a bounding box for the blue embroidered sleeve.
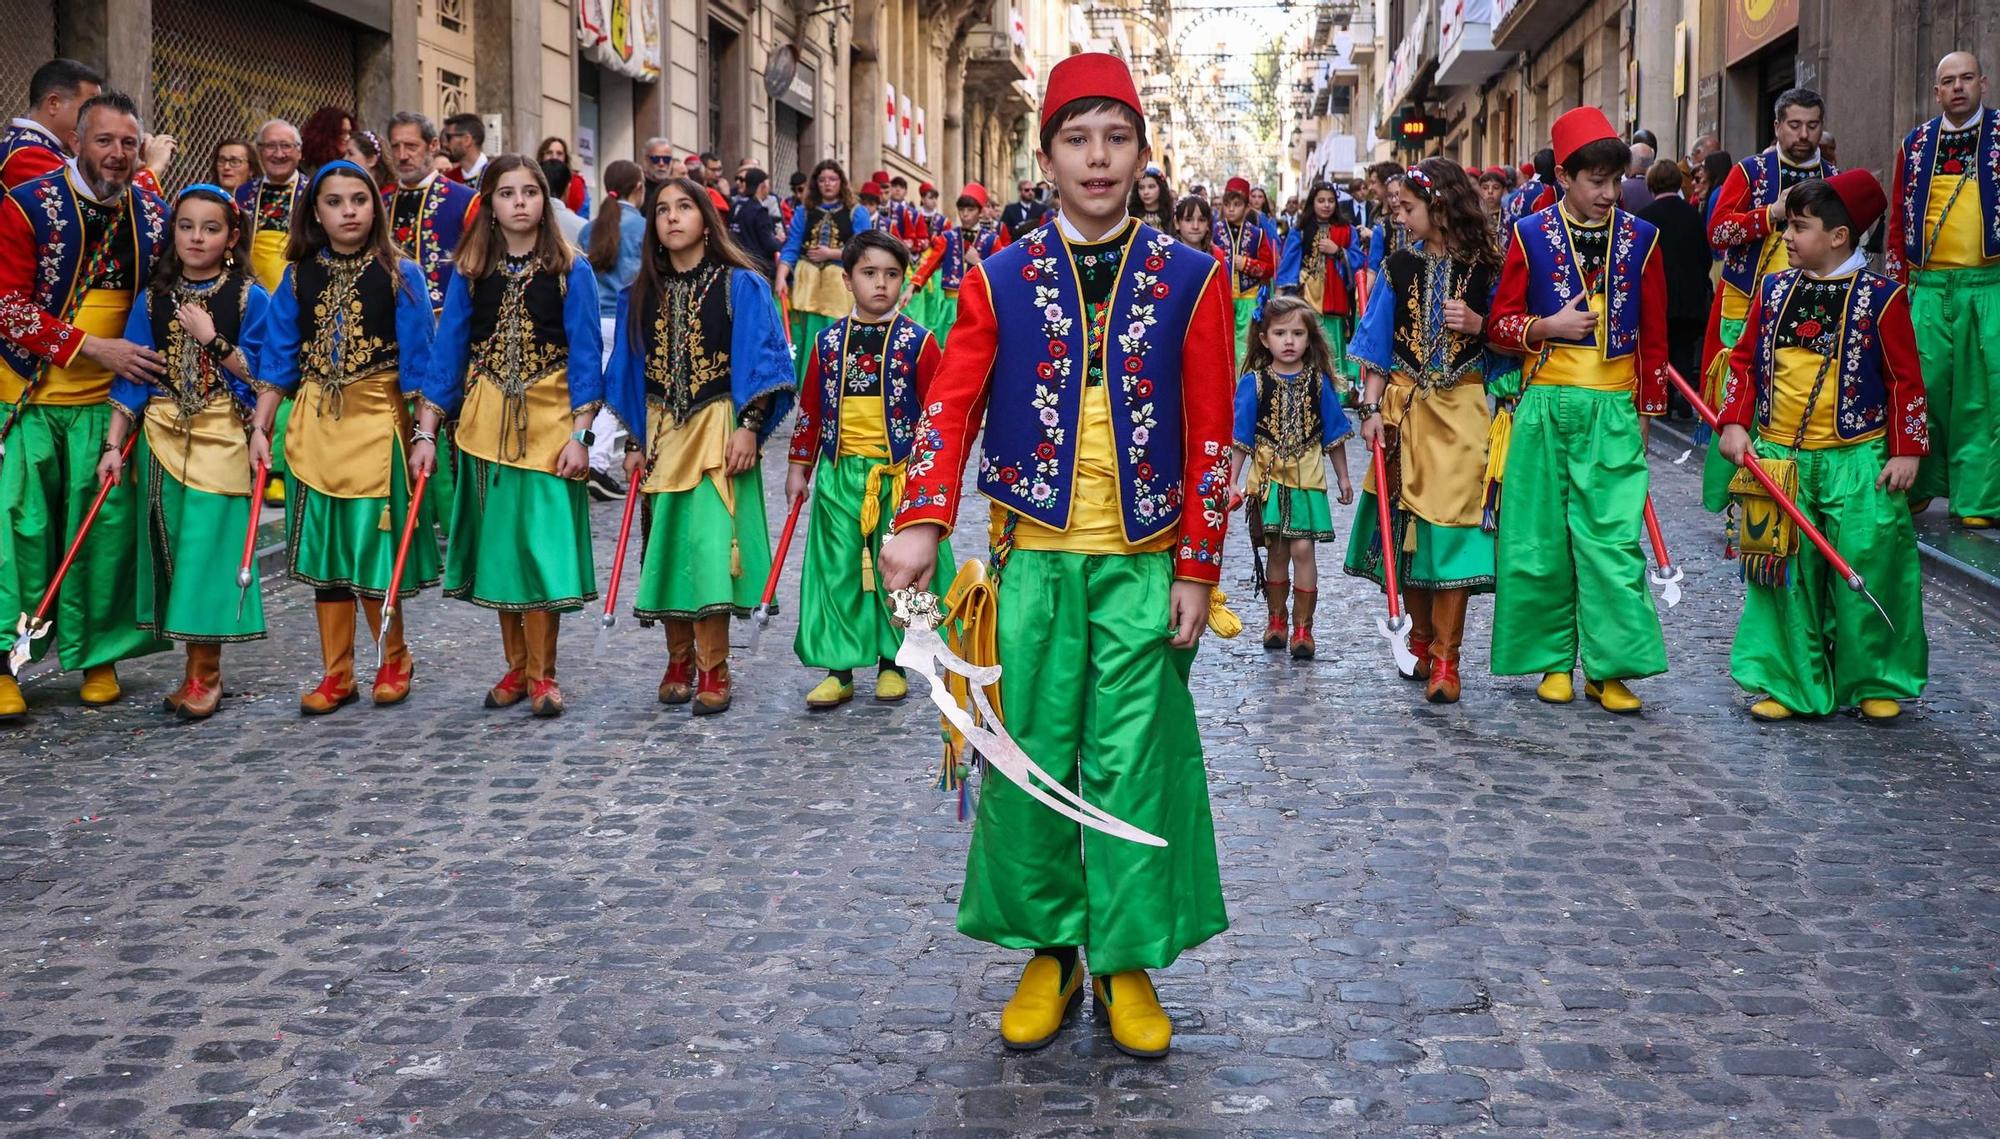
[1231,371,1259,450]
[394,261,436,395]
[256,266,303,394]
[421,274,474,418]
[1345,272,1395,375]
[603,289,646,442]
[1319,372,1355,445]
[564,259,605,412]
[232,283,270,407]
[727,269,796,444]
[778,206,808,265]
[109,291,155,414]
[1276,229,1303,290]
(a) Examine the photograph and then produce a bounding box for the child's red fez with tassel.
[1824,169,1887,235]
[1550,106,1618,166]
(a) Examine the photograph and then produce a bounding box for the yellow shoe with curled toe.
[263,479,285,506]
[79,665,121,706]
[1093,971,1172,1058]
[999,954,1082,1051]
[1961,516,1995,529]
[1859,698,1902,721]
[1536,671,1574,704]
[804,675,853,710]
[1749,698,1794,722]
[0,674,25,721]
[1584,679,1642,713]
[874,669,908,702]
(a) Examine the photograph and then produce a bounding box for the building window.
[435,0,467,35]
[439,68,469,117]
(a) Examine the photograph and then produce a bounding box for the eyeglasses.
[215,155,250,167]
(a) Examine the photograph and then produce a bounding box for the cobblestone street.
[2,443,1998,1138]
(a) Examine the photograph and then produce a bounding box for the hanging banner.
[899,94,913,157]
[886,83,899,149]
[915,106,928,165]
[576,0,661,82]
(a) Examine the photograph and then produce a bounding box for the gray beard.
[75,161,126,202]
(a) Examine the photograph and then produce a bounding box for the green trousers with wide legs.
[1491,385,1666,681]
[793,453,953,671]
[1732,438,1927,714]
[1232,296,1258,368]
[958,548,1228,976]
[1910,265,2000,518]
[0,402,168,668]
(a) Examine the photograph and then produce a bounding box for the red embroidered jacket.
[888,259,1238,584]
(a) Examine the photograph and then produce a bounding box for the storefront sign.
[1726,0,1799,66]
[576,0,661,82]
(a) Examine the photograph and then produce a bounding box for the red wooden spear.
[1369,434,1420,676]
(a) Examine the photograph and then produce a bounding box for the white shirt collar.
[1943,105,1986,133]
[847,308,895,324]
[1779,148,1824,169]
[8,117,60,147]
[459,153,488,180]
[1055,209,1129,243]
[1807,248,1870,280]
[64,156,115,205]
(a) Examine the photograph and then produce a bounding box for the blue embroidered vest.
[387,175,476,310]
[809,313,929,462]
[1513,206,1655,361]
[0,170,166,382]
[1219,213,1270,295]
[1896,108,2000,267]
[1720,152,1836,297]
[938,228,967,292]
[0,123,60,181]
[977,221,1215,540]
[1749,268,1900,442]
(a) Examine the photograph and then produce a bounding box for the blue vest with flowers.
[1720,152,1836,297]
[1747,267,1900,442]
[1512,205,1655,361]
[0,169,167,383]
[1895,108,2000,267]
[977,221,1215,541]
[808,313,929,462]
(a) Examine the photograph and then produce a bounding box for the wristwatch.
[572,429,596,447]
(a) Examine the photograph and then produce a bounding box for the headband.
[309,158,375,192]
[353,128,380,152]
[177,182,238,209]
[1400,166,1435,197]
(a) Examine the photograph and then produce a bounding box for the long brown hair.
[588,159,644,272]
[1244,295,1337,380]
[1394,158,1500,271]
[285,162,419,301]
[808,159,854,210]
[148,187,245,311]
[454,154,574,281]
[626,177,760,352]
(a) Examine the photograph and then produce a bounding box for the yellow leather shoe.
[263,479,286,506]
[1093,971,1171,1058]
[0,674,25,721]
[999,954,1082,1051]
[1584,678,1642,713]
[1859,698,1902,721]
[874,669,908,702]
[78,665,121,706]
[1749,698,1793,722]
[805,674,853,710]
[1961,516,1995,529]
[1536,671,1574,704]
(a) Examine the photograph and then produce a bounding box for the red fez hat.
[962,183,990,208]
[1224,176,1251,196]
[920,181,936,194]
[1487,165,1508,177]
[685,154,701,163]
[1550,106,1618,166]
[1040,51,1143,130]
[859,181,883,198]
[870,169,890,185]
[1824,169,1887,235]
[1519,161,1534,177]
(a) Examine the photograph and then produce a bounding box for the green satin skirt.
[1257,482,1337,542]
[285,446,441,599]
[633,471,769,621]
[0,401,167,667]
[136,436,265,643]
[1343,488,1495,593]
[1732,437,1927,713]
[958,548,1228,975]
[793,453,953,671]
[1910,264,2000,517]
[444,457,597,612]
[1491,384,1666,680]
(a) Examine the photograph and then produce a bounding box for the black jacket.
[1637,192,1714,323]
[729,196,784,278]
[1001,199,1046,240]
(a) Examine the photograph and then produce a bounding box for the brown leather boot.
[486,612,529,708]
[1426,587,1468,705]
[693,663,732,715]
[1289,587,1318,660]
[359,596,413,705]
[524,611,563,717]
[1262,576,1289,650]
[301,600,359,715]
[692,614,732,715]
[178,644,222,720]
[660,619,696,704]
[1402,586,1435,682]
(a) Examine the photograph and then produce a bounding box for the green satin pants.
[1491,384,1666,680]
[958,548,1228,975]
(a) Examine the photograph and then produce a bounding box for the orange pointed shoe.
[1426,658,1461,704]
[529,678,564,718]
[300,673,358,715]
[658,659,693,704]
[485,668,529,709]
[692,666,732,716]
